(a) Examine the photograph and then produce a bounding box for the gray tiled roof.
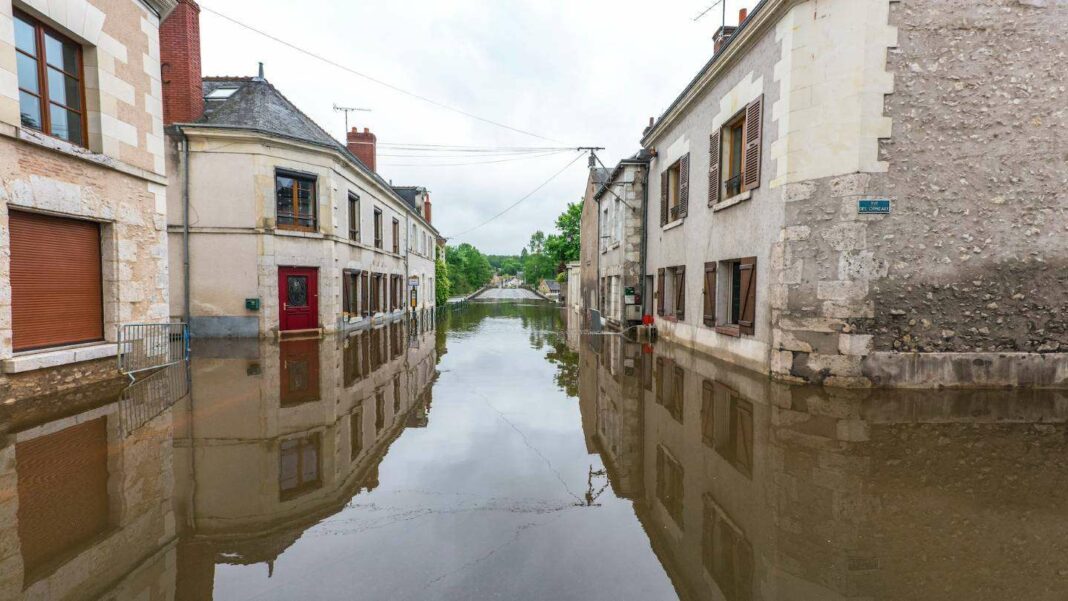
[390,186,422,212]
[194,77,436,231]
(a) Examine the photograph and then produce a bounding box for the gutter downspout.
[180,126,191,328]
[638,164,649,321]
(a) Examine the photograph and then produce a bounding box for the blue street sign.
[858,199,891,214]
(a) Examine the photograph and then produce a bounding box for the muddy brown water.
[1,301,1066,600]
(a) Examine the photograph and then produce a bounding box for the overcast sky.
[199,0,757,255]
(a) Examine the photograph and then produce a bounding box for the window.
[348,193,360,241]
[276,170,317,231]
[601,206,609,251]
[716,258,756,337]
[279,434,321,500]
[410,223,417,251]
[656,445,684,527]
[15,12,86,146]
[373,208,383,248]
[342,269,363,317]
[393,375,401,413]
[658,266,686,321]
[709,96,763,205]
[659,154,690,225]
[205,87,239,99]
[703,262,717,327]
[392,218,400,254]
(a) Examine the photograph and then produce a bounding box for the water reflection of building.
[580,335,1068,601]
[172,319,438,598]
[0,362,189,600]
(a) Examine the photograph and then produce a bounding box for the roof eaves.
[173,123,440,235]
[641,0,780,147]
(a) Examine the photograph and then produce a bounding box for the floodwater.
[2,301,1067,601]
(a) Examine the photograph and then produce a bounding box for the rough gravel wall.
[873,0,1068,354]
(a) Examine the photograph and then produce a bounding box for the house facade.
[160,1,437,339]
[576,166,610,319]
[642,0,1067,387]
[594,156,648,328]
[0,0,175,392]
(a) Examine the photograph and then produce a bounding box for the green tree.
[435,247,451,304]
[551,202,581,264]
[445,243,493,295]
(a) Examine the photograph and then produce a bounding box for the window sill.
[715,325,746,338]
[6,126,167,184]
[662,219,685,231]
[712,190,752,212]
[275,228,324,239]
[3,342,118,374]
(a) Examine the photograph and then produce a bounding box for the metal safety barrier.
[118,322,189,376]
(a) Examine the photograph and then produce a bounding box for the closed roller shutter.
[9,210,104,351]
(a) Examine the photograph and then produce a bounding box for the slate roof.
[390,186,423,212]
[190,77,436,230]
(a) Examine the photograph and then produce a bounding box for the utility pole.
[576,146,605,169]
[333,104,372,132]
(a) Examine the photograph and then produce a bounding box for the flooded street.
[2,301,1067,600]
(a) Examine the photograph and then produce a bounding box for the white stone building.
[160,2,438,338]
[0,0,176,391]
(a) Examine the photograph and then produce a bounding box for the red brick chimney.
[160,0,203,125]
[347,127,377,172]
[423,193,432,224]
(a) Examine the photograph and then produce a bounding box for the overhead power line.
[200,4,565,144]
[381,149,571,167]
[446,152,586,239]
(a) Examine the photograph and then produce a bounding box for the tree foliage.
[435,247,451,304]
[445,243,493,295]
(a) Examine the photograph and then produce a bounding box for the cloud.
[199,0,756,254]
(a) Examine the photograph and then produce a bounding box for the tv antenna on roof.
[333,104,372,132]
[693,0,726,26]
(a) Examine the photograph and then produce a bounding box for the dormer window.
[205,87,239,100]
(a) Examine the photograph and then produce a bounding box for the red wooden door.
[278,267,318,331]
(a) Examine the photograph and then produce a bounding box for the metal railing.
[118,322,189,376]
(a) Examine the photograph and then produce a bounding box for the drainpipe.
[638,163,649,321]
[180,127,191,328]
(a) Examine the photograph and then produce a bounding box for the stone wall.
[771,0,1068,387]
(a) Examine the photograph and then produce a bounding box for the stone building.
[576,166,610,320]
[641,0,1067,387]
[160,0,438,338]
[593,154,648,328]
[0,0,176,391]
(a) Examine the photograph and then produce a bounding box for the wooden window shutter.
[361,272,370,315]
[660,171,669,226]
[708,131,722,205]
[678,154,690,218]
[657,268,666,316]
[703,262,717,327]
[743,95,763,191]
[675,266,686,321]
[738,258,757,335]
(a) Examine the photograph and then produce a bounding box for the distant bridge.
[469,286,548,301]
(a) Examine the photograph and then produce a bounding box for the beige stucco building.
[160,1,438,339]
[0,0,175,393]
[641,0,1067,387]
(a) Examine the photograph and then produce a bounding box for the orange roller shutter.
[9,210,104,351]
